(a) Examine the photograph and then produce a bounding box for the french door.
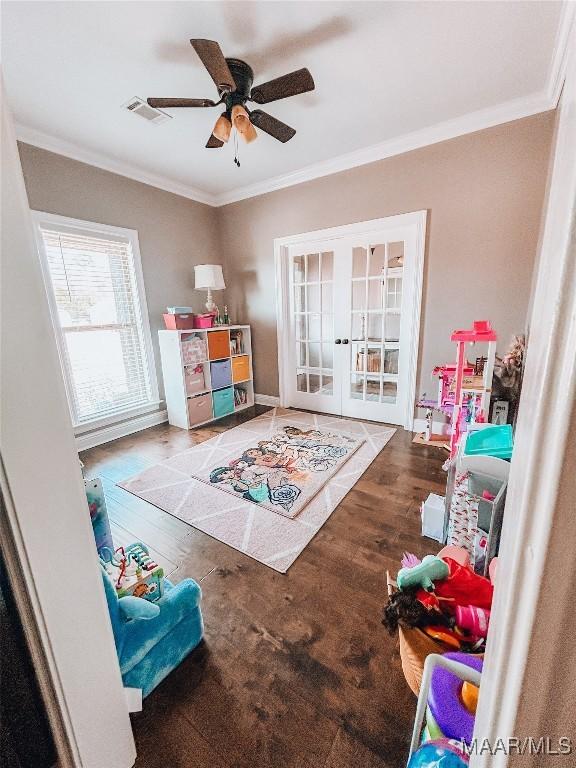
[279,212,426,427]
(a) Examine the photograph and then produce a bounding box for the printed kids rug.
[194,423,363,518]
[118,408,395,572]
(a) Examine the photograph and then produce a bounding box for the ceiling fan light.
[232,104,257,143]
[212,113,231,143]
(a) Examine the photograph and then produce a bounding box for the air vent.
[122,97,172,125]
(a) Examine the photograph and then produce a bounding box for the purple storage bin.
[210,358,232,390]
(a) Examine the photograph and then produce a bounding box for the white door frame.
[472,22,576,766]
[1,84,136,768]
[274,211,427,428]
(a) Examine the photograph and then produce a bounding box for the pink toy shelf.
[417,321,497,455]
[417,363,474,444]
[449,321,497,457]
[432,363,474,410]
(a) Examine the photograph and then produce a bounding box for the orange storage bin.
[207,330,230,360]
[232,355,250,383]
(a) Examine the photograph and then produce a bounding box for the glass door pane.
[288,245,340,411]
[347,243,394,406]
[340,235,410,424]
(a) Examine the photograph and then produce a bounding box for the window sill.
[75,406,168,452]
[74,401,164,436]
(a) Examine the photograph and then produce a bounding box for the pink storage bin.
[163,313,195,330]
[193,314,214,329]
[185,366,206,395]
[181,335,207,366]
[188,393,213,426]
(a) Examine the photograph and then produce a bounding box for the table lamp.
[194,264,225,313]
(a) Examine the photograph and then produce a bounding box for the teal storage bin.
[465,425,513,460]
[212,387,234,419]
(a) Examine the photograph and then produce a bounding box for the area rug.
[118,408,395,573]
[192,424,364,519]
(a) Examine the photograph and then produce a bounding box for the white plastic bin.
[421,493,446,542]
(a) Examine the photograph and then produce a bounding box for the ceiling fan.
[147,39,315,156]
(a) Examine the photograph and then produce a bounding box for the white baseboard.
[76,409,168,451]
[254,393,281,407]
[254,398,449,429]
[257,398,435,425]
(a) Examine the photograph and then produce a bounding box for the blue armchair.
[101,565,203,698]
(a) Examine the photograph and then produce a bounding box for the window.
[34,213,159,430]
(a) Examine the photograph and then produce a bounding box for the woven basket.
[398,624,453,695]
[387,572,453,696]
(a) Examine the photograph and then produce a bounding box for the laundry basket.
[386,572,453,695]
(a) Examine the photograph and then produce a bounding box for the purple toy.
[428,652,483,744]
[401,551,422,568]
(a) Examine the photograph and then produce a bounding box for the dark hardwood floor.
[80,405,446,768]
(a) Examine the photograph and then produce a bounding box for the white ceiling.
[2,1,567,205]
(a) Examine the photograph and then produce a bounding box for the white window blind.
[37,219,158,428]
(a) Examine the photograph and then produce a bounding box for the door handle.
[342,339,349,345]
[334,338,342,344]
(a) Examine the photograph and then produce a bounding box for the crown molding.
[14,123,217,206]
[212,2,572,206]
[212,90,555,206]
[16,89,555,212]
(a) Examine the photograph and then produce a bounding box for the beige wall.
[217,112,555,404]
[18,112,555,414]
[17,142,221,404]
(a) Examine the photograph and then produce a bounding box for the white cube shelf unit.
[158,325,254,429]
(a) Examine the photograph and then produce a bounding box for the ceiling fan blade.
[249,109,296,143]
[190,39,236,92]
[147,98,216,108]
[206,134,224,149]
[250,68,314,105]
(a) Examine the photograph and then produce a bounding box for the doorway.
[275,212,426,427]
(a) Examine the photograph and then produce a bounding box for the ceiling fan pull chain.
[233,129,240,167]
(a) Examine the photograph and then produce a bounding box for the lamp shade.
[213,113,231,143]
[194,264,225,291]
[232,105,257,144]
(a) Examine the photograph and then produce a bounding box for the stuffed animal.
[397,555,449,591]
